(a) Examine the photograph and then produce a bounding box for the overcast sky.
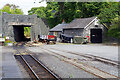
[0,0,47,15]
[0,0,119,15]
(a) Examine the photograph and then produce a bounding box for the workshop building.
[63,17,108,43]
[49,20,68,38]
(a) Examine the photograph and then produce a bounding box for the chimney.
[62,19,65,24]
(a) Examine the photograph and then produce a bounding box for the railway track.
[48,47,119,66]
[40,47,119,79]
[15,49,60,80]
[13,42,119,79]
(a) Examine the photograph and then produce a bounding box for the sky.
[0,0,119,15]
[0,0,47,15]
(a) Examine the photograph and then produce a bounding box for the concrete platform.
[1,46,23,79]
[0,46,2,80]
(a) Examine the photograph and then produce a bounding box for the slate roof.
[50,23,68,32]
[64,17,96,29]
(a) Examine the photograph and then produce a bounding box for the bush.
[107,17,120,39]
[4,40,13,46]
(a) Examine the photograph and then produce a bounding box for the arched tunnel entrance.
[13,25,31,42]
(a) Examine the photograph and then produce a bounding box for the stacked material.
[73,36,88,44]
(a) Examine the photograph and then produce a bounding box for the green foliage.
[4,40,13,46]
[98,2,119,24]
[60,2,109,23]
[24,27,31,37]
[28,2,120,39]
[3,36,13,46]
[107,17,120,39]
[28,2,110,28]
[28,2,59,28]
[0,4,23,15]
[28,2,59,18]
[97,2,120,39]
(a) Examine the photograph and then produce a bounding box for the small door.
[90,29,102,43]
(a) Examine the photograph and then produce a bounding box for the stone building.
[0,12,49,42]
[63,17,108,43]
[49,20,68,38]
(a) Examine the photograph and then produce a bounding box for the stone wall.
[0,12,49,41]
[0,16,2,34]
[63,28,84,37]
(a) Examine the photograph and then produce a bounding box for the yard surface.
[26,43,119,78]
[0,44,119,78]
[28,44,118,61]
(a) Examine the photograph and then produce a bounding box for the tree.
[97,2,120,39]
[107,16,120,39]
[59,2,110,22]
[98,2,119,25]
[28,2,120,39]
[28,2,59,27]
[0,4,23,15]
[28,2,111,28]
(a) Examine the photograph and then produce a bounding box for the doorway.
[90,29,102,43]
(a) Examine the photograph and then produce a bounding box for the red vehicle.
[39,35,56,44]
[47,35,56,44]
[48,35,55,39]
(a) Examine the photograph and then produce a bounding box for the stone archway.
[13,25,31,42]
[8,22,34,42]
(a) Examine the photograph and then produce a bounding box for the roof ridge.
[71,16,96,22]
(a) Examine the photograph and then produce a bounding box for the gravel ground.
[44,47,118,77]
[27,47,98,78]
[56,44,118,61]
[43,46,118,77]
[27,44,119,78]
[43,44,118,61]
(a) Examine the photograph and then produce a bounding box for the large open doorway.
[13,25,31,42]
[90,29,102,43]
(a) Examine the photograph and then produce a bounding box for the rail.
[15,48,60,80]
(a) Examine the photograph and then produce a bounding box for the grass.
[4,40,13,46]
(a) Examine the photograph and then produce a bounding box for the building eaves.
[50,23,68,32]
[64,17,96,29]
